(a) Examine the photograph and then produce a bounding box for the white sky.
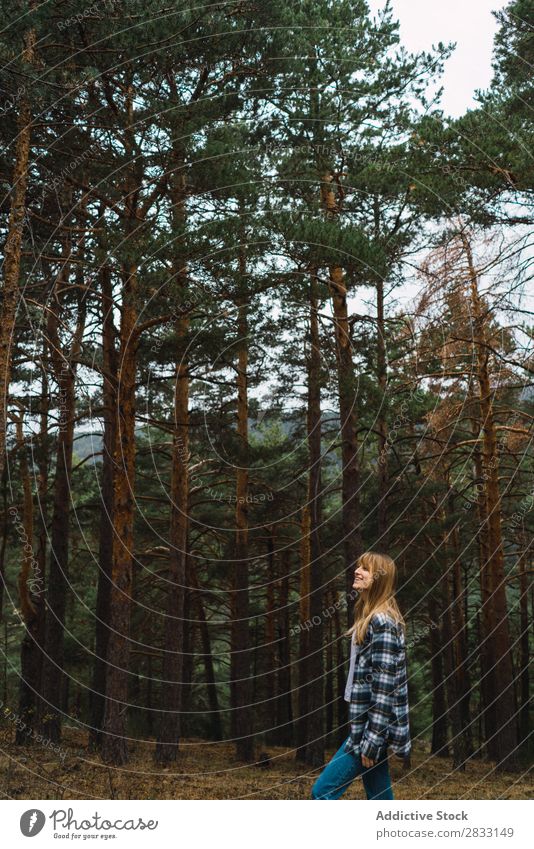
[369,0,505,117]
[347,0,518,321]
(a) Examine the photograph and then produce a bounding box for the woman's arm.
[360,620,399,762]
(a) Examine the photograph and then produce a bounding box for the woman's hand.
[361,754,375,768]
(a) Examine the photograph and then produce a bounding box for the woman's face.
[353,561,373,592]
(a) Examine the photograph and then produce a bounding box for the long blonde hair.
[345,551,405,644]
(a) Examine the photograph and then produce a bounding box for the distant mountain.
[71,409,342,465]
[73,432,103,464]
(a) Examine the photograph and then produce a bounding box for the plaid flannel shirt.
[343,611,411,762]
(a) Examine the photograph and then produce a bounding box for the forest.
[0,0,532,799]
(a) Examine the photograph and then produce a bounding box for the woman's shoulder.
[369,611,403,637]
[370,610,396,627]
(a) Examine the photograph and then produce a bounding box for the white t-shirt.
[344,632,360,701]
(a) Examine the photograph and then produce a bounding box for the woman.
[311,551,411,800]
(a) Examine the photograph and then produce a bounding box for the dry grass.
[0,728,532,800]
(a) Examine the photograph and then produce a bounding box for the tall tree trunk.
[295,503,311,761]
[230,269,253,760]
[89,262,117,751]
[154,158,190,763]
[0,23,35,483]
[263,528,278,745]
[189,561,222,741]
[100,261,138,764]
[100,259,137,764]
[0,473,8,622]
[179,548,195,730]
[13,405,39,742]
[429,610,449,756]
[146,651,154,735]
[275,548,293,746]
[450,512,474,757]
[441,549,467,770]
[332,589,348,749]
[518,547,530,748]
[325,590,334,741]
[376,273,389,543]
[301,271,324,767]
[320,174,362,617]
[155,301,189,761]
[464,235,518,772]
[180,581,193,728]
[101,85,141,765]
[33,347,49,710]
[40,276,86,743]
[471,414,495,757]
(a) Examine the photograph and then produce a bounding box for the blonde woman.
[311,551,411,800]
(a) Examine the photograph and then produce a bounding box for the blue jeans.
[311,737,394,800]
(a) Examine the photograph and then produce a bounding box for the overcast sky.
[368,0,506,117]
[345,1,520,318]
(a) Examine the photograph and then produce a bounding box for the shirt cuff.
[360,734,385,761]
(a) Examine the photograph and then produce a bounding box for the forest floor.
[0,727,532,800]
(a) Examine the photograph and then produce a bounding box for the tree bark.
[295,503,311,761]
[154,155,190,762]
[471,413,495,757]
[300,271,324,767]
[189,560,222,741]
[464,235,519,772]
[89,262,117,751]
[332,588,348,749]
[230,262,254,761]
[518,547,530,747]
[101,83,144,765]
[40,272,86,743]
[0,473,8,622]
[155,324,189,762]
[32,347,49,714]
[449,504,474,758]
[376,274,389,543]
[325,590,334,740]
[0,24,35,484]
[263,529,278,745]
[429,611,449,756]
[100,257,138,764]
[275,548,293,746]
[13,405,41,743]
[320,174,362,617]
[441,552,468,770]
